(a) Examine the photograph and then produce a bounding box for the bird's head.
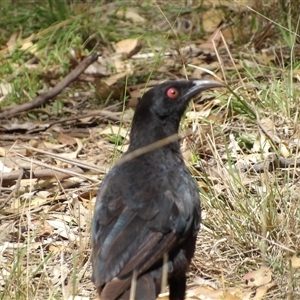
[129,80,225,149]
[134,80,224,122]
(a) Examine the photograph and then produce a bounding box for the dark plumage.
[91,80,224,300]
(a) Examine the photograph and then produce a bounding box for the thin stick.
[0,168,23,209]
[161,253,169,293]
[129,269,138,300]
[116,133,180,166]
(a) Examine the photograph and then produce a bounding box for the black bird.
[91,80,224,300]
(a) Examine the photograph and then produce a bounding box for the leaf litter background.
[1,1,300,299]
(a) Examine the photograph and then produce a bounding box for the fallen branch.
[48,109,131,126]
[0,134,36,141]
[0,53,99,119]
[240,154,300,173]
[1,166,85,185]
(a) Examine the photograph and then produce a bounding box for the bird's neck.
[128,115,181,153]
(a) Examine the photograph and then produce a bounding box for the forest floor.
[1,1,300,299]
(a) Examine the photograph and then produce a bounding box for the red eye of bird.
[166,87,179,99]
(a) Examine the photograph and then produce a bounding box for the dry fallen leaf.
[254,118,290,157]
[254,281,276,300]
[100,125,129,140]
[47,219,79,242]
[103,72,128,86]
[199,28,222,51]
[243,266,272,287]
[0,160,11,173]
[43,142,66,150]
[202,9,225,33]
[114,38,142,58]
[57,132,77,146]
[0,83,12,102]
[116,8,147,24]
[49,242,72,254]
[115,143,129,153]
[30,196,49,208]
[84,59,110,75]
[31,219,53,236]
[291,254,300,268]
[58,138,83,160]
[6,32,20,53]
[204,0,253,9]
[0,147,7,157]
[21,40,38,55]
[95,77,123,100]
[51,265,69,285]
[186,286,241,300]
[279,143,290,158]
[193,276,220,289]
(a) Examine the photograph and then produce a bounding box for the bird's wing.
[91,173,197,295]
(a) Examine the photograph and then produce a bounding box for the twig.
[161,253,168,293]
[15,146,108,174]
[255,110,281,145]
[116,133,180,166]
[49,109,129,126]
[0,53,99,119]
[1,166,85,185]
[0,134,37,141]
[129,270,137,300]
[0,168,23,209]
[116,129,196,166]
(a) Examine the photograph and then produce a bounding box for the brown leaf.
[32,219,53,237]
[254,282,276,300]
[199,28,222,51]
[243,266,272,287]
[58,138,83,160]
[57,132,77,146]
[202,9,225,33]
[114,38,142,58]
[128,89,143,109]
[95,78,123,101]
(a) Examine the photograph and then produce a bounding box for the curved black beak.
[183,80,225,101]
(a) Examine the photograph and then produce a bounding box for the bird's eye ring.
[166,87,179,99]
